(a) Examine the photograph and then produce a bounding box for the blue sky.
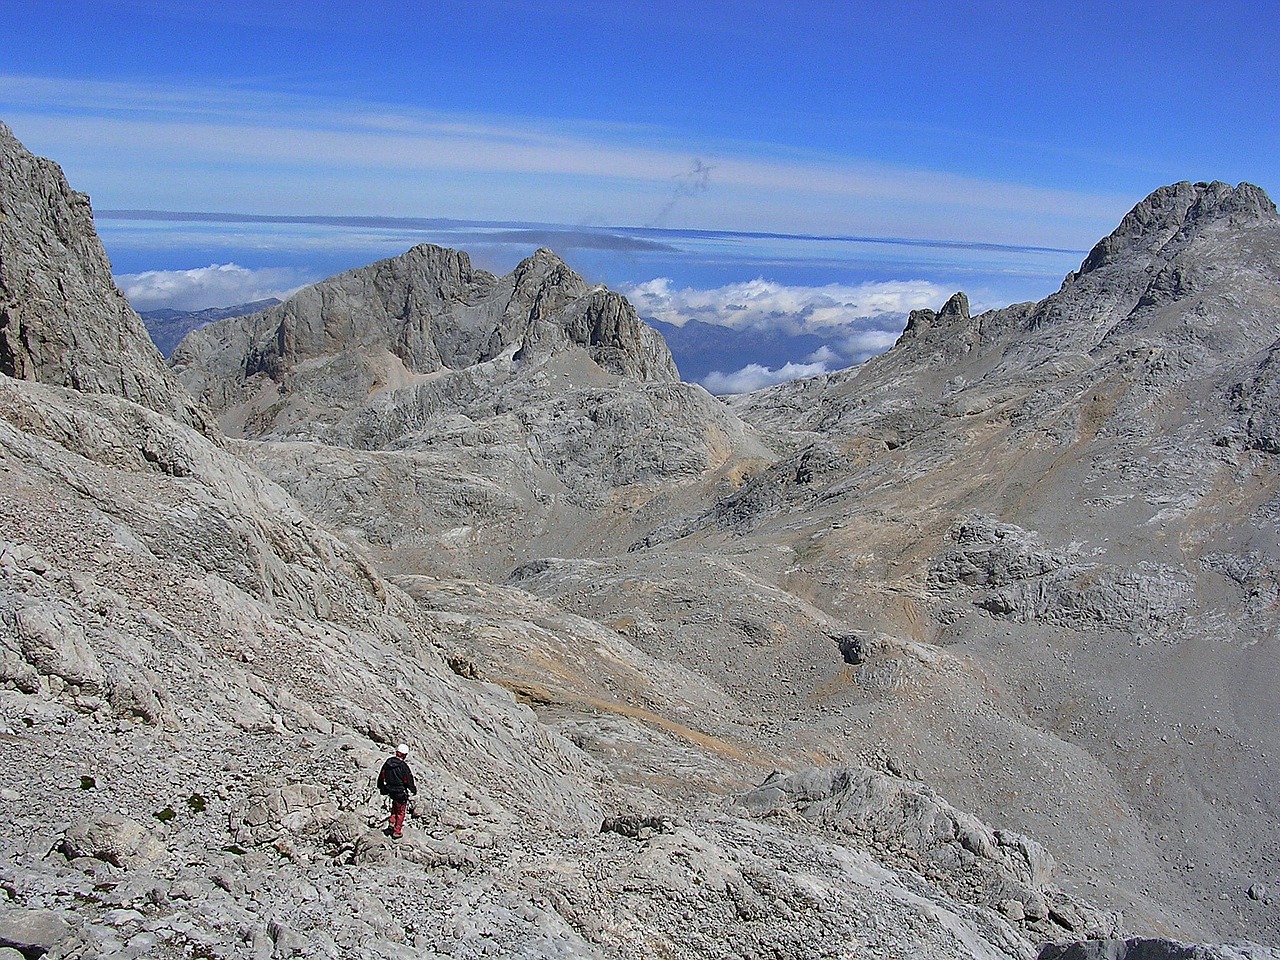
[2,0,1277,390]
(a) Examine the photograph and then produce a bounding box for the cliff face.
[0,122,210,432]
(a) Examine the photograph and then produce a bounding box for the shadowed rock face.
[0,122,210,433]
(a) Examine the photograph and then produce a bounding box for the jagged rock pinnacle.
[937,291,971,321]
[174,236,682,438]
[899,291,972,343]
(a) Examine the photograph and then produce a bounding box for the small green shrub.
[154,806,176,823]
[80,776,96,790]
[186,793,206,813]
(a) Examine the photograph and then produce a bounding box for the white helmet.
[396,744,410,756]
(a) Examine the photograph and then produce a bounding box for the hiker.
[377,743,417,839]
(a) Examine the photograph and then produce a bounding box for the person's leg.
[390,799,407,837]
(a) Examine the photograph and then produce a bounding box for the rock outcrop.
[0,122,210,432]
[742,767,1122,941]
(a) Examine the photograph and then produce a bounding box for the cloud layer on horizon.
[701,359,834,395]
[623,276,956,394]
[115,263,314,312]
[623,276,947,331]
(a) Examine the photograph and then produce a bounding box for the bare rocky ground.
[0,372,1093,960]
[2,120,1278,959]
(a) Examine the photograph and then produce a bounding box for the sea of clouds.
[621,276,949,392]
[115,263,315,312]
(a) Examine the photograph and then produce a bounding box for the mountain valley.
[2,120,1278,960]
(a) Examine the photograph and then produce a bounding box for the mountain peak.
[511,247,587,293]
[937,291,971,321]
[899,291,972,340]
[1186,180,1276,221]
[1077,181,1277,277]
[527,246,569,265]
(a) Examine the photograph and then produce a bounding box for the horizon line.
[95,208,1089,258]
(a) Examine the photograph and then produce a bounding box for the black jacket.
[377,756,417,802]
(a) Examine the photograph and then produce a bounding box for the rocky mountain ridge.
[1,122,1277,960]
[169,237,770,582]
[172,244,679,439]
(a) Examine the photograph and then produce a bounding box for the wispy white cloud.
[0,74,1131,245]
[115,263,314,311]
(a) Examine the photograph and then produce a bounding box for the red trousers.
[389,799,408,836]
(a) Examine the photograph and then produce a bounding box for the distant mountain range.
[141,299,281,356]
[144,300,852,391]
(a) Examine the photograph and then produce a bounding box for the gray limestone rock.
[929,516,1193,633]
[1038,939,1280,960]
[0,122,210,433]
[167,236,751,558]
[1074,181,1276,280]
[712,181,1280,947]
[742,766,1121,941]
[172,244,679,439]
[3,599,107,696]
[0,909,70,958]
[60,815,165,869]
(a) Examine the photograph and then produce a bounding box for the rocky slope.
[0,124,1177,960]
[648,181,1280,939]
